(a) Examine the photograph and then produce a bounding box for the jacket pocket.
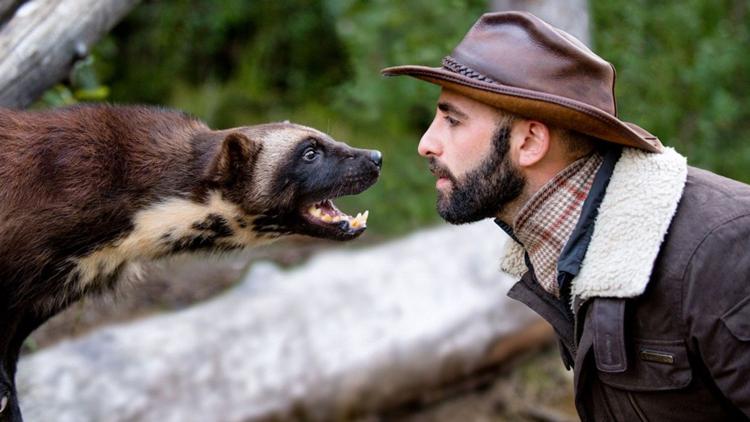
[596,339,694,422]
[721,295,750,341]
[597,338,692,391]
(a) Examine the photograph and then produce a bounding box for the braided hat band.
[441,56,498,84]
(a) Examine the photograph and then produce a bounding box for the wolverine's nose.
[369,150,383,168]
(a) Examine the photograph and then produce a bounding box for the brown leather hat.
[382,11,663,153]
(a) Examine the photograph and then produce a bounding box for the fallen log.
[17,220,546,421]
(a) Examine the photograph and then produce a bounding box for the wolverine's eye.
[302,147,319,162]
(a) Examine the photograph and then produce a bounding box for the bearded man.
[383,11,750,421]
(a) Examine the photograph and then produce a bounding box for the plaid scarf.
[513,152,604,297]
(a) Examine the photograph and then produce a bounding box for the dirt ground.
[374,345,577,422]
[25,238,577,422]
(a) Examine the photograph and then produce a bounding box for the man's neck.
[511,152,604,296]
[495,193,528,226]
[495,153,594,225]
[495,168,558,225]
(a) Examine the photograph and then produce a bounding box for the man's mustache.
[428,157,457,183]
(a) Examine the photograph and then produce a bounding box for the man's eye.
[303,147,319,161]
[445,115,459,127]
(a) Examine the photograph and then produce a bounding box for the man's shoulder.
[657,166,750,278]
[679,166,750,228]
[685,165,750,199]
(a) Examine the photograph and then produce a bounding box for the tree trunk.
[0,0,141,108]
[490,0,591,46]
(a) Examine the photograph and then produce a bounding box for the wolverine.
[0,104,381,421]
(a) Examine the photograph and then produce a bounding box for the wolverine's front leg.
[0,333,22,422]
[0,367,21,422]
[0,309,53,422]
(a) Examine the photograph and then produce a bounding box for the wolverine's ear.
[204,132,261,185]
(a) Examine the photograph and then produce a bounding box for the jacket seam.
[680,213,750,340]
[679,213,750,281]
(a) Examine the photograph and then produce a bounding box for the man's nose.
[418,121,442,157]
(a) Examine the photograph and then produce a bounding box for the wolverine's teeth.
[308,202,369,229]
[308,206,322,218]
[349,210,369,229]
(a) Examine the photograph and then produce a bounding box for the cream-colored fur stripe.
[500,147,688,301]
[71,191,264,290]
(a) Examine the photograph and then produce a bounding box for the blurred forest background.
[38,0,750,238]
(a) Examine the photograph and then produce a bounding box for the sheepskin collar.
[500,147,688,300]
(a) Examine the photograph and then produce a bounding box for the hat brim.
[382,65,663,153]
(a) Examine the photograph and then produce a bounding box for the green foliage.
[36,52,110,107]
[329,0,486,127]
[592,0,750,181]
[106,0,351,113]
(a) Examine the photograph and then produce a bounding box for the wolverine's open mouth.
[281,144,381,241]
[302,199,369,239]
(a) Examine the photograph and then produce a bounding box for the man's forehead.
[437,88,506,119]
[438,88,470,103]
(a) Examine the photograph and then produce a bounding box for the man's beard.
[429,123,526,224]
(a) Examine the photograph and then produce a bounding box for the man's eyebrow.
[437,102,469,120]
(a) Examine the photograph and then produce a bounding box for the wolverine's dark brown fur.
[0,104,381,421]
[2,107,204,300]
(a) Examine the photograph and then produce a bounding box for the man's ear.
[203,132,261,185]
[516,120,550,168]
